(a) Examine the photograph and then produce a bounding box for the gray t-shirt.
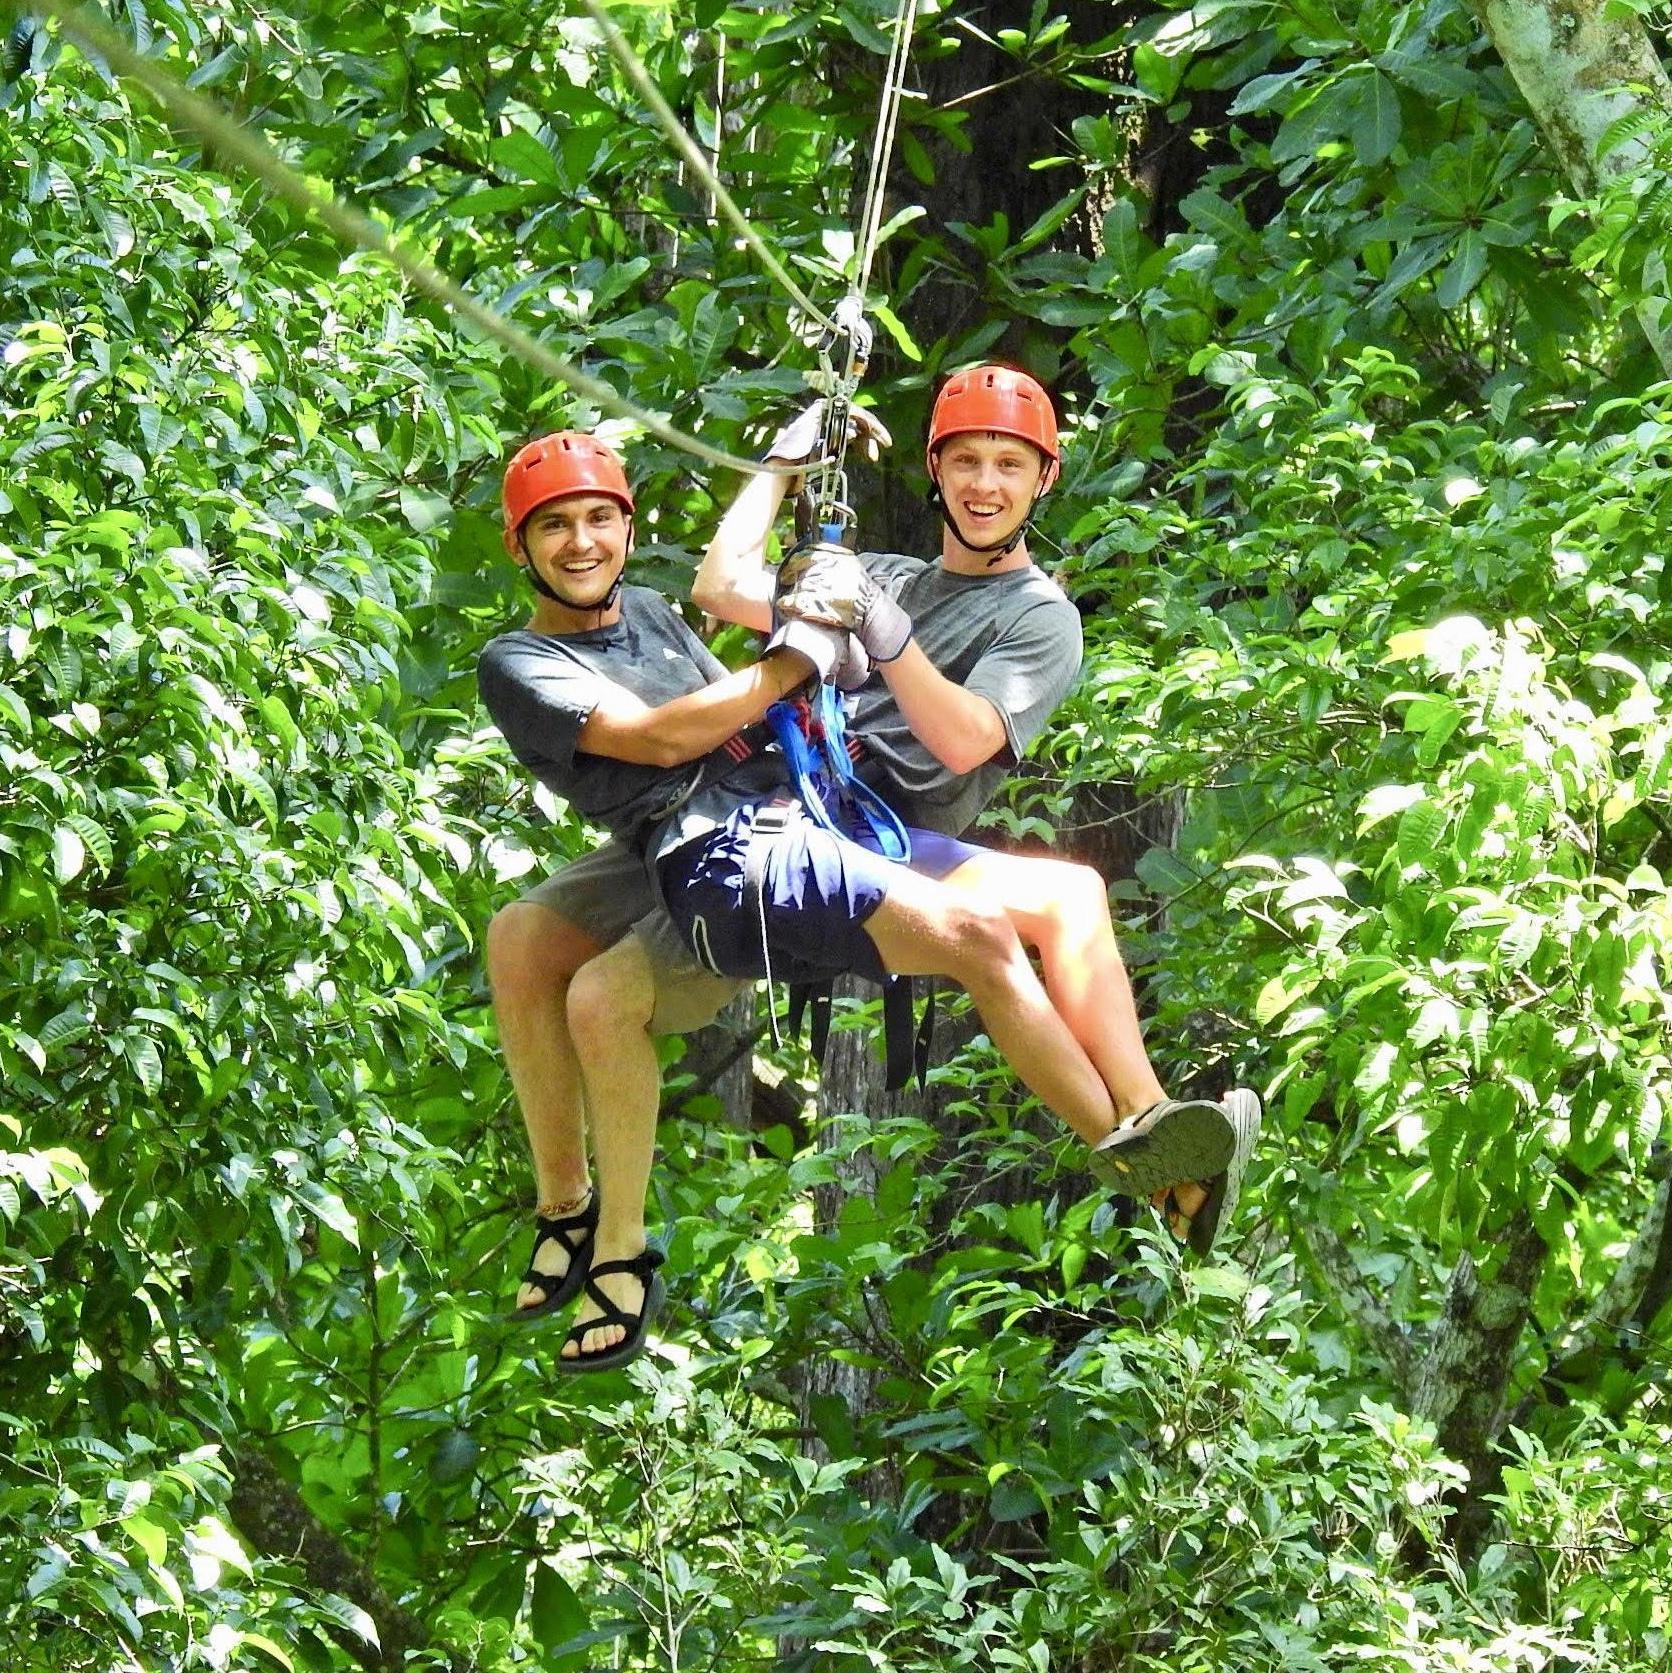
[478,585,784,855]
[847,551,1083,836]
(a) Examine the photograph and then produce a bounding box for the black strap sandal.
[507,1190,599,1322]
[554,1247,668,1374]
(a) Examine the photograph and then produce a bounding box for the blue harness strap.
[758,683,930,1089]
[765,683,910,864]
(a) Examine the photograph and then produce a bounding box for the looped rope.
[34,0,921,486]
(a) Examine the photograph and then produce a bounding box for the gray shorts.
[518,841,748,1036]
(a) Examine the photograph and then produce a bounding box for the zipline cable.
[574,0,836,334]
[22,0,817,480]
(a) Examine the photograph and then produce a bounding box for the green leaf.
[990,1471,1044,1522]
[123,1513,167,1566]
[491,128,561,187]
[0,683,30,733]
[870,301,922,362]
[237,1634,295,1672]
[1435,230,1488,308]
[127,1035,163,1095]
[300,1189,360,1250]
[530,1562,588,1653]
[51,824,86,884]
[60,812,112,875]
[318,1597,379,1648]
[1179,189,1247,246]
[1396,799,1446,866]
[1353,72,1402,167]
[1101,198,1146,283]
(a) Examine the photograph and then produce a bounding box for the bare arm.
[875,641,1009,775]
[576,650,808,767]
[691,468,785,633]
[693,404,893,632]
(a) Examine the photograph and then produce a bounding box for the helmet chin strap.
[926,478,1045,565]
[516,527,627,621]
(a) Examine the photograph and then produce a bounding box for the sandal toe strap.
[576,1249,665,1329]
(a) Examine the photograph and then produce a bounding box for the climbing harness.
[743,682,933,1091]
[740,678,908,1040]
[766,681,909,865]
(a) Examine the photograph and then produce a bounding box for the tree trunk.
[1408,1212,1549,1562]
[1473,0,1672,372]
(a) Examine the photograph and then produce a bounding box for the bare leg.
[563,935,661,1358]
[486,903,600,1308]
[937,851,1209,1226]
[860,868,1117,1144]
[940,851,1165,1118]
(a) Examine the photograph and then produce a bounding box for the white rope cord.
[575,0,836,333]
[852,0,922,305]
[30,0,809,479]
[808,0,921,524]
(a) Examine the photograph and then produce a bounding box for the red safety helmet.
[502,431,634,535]
[925,366,1059,472]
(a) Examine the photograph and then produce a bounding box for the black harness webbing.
[786,975,936,1092]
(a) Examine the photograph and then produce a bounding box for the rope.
[27,0,808,480]
[852,0,922,304]
[575,0,836,333]
[807,0,921,525]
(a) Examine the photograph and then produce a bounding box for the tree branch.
[1509,1152,1672,1428]
[227,1446,458,1673]
[1292,1216,1416,1394]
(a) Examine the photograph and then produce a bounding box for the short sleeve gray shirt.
[478,585,782,853]
[846,551,1083,836]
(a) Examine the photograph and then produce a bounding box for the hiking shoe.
[1181,1088,1263,1256]
[1088,1096,1236,1198]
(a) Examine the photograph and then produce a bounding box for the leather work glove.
[764,400,893,480]
[775,544,913,664]
[828,632,873,693]
[764,617,859,688]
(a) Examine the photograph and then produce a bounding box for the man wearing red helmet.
[695,366,1255,1239]
[481,429,856,1360]
[481,418,1251,1371]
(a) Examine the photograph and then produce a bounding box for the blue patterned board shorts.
[657,799,983,985]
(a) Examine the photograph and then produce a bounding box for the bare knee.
[486,904,595,1007]
[944,895,1028,989]
[1041,862,1113,943]
[567,943,655,1042]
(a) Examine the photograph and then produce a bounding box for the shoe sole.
[1089,1099,1236,1199]
[1187,1089,1264,1257]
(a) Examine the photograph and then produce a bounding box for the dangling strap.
[786,981,835,1067]
[882,976,936,1092]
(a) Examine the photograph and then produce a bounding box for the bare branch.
[227,1446,459,1673]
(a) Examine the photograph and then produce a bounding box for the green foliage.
[6,0,1672,1668]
